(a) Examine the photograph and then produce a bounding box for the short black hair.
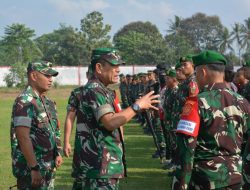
[91,58,108,71]
[205,64,225,73]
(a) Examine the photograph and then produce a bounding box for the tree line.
[1,11,250,68]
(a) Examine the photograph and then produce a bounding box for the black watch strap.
[30,164,40,171]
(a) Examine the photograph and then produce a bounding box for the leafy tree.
[240,18,250,51]
[165,33,194,64]
[114,31,169,65]
[232,23,244,64]
[178,13,224,51]
[216,27,234,54]
[167,15,182,36]
[36,24,87,65]
[80,11,112,63]
[113,21,160,43]
[1,23,42,65]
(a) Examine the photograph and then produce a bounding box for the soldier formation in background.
[118,51,250,190]
[9,48,250,190]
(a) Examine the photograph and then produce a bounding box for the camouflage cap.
[243,60,250,67]
[192,50,227,67]
[180,54,193,63]
[91,48,125,65]
[166,69,176,78]
[27,61,58,76]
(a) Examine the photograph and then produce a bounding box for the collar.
[202,82,227,92]
[25,85,40,99]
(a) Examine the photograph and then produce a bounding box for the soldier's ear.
[95,63,102,74]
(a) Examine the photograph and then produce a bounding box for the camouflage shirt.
[173,83,250,189]
[67,76,124,179]
[176,73,197,108]
[10,86,62,178]
[163,86,178,129]
[241,81,250,102]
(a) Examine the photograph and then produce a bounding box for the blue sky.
[0,0,250,38]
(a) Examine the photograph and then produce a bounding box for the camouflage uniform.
[241,81,250,102]
[119,81,128,108]
[173,83,250,189]
[67,76,125,189]
[10,85,62,189]
[163,86,178,161]
[146,79,166,158]
[176,73,197,108]
[173,50,250,190]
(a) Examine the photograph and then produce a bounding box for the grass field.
[0,86,172,190]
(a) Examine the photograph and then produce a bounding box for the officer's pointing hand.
[135,91,160,111]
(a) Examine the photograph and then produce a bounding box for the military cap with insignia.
[27,61,58,76]
[192,50,227,67]
[91,48,125,65]
[166,68,176,77]
[180,54,193,63]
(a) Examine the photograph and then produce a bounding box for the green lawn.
[0,87,172,190]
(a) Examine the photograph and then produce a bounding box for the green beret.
[175,61,181,70]
[243,60,250,67]
[180,54,193,63]
[119,73,124,77]
[27,61,58,76]
[147,70,153,73]
[192,50,227,67]
[91,48,124,65]
[166,69,176,78]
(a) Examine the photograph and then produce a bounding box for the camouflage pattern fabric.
[163,86,178,160]
[119,81,128,108]
[176,73,197,108]
[10,85,62,189]
[241,81,250,102]
[72,178,119,190]
[145,80,166,157]
[172,83,250,190]
[67,76,125,180]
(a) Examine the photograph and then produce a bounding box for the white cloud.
[127,0,174,17]
[48,0,110,15]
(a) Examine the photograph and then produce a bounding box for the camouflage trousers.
[16,170,55,190]
[153,117,166,157]
[72,178,119,190]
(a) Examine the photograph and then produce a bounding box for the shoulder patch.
[176,97,200,137]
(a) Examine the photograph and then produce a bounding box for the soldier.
[119,73,129,109]
[10,61,63,189]
[126,74,133,105]
[172,50,250,190]
[242,60,250,102]
[163,69,179,169]
[234,67,249,96]
[177,54,199,108]
[224,62,237,92]
[64,48,159,190]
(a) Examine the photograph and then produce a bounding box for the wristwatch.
[30,164,40,171]
[131,103,141,113]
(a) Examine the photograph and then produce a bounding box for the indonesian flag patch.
[113,92,122,113]
[176,97,200,137]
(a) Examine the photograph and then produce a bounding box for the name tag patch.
[177,119,196,134]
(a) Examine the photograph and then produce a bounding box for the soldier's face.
[176,68,186,80]
[181,61,194,76]
[234,70,246,85]
[31,71,53,93]
[98,63,120,86]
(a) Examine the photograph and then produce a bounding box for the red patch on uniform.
[189,81,199,97]
[176,97,200,137]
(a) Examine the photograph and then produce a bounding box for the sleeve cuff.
[94,104,114,121]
